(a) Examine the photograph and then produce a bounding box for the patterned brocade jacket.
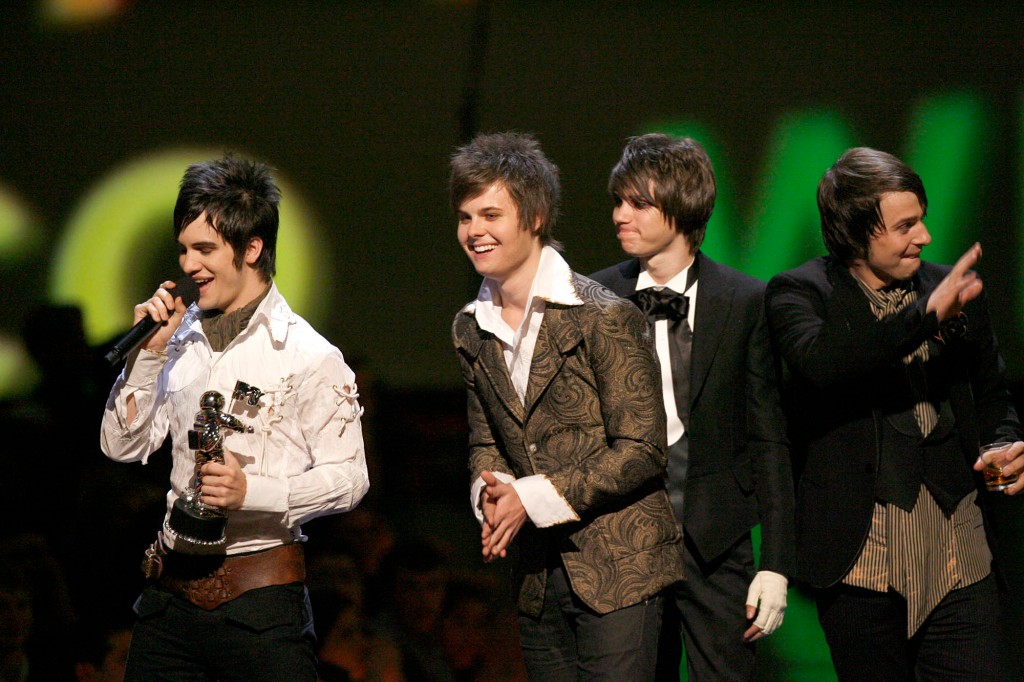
[452,273,685,617]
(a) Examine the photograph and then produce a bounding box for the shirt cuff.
[125,349,168,388]
[243,474,289,514]
[511,474,579,528]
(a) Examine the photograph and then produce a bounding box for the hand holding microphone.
[104,277,200,366]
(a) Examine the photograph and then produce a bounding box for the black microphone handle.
[103,317,161,366]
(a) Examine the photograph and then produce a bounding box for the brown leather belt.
[158,543,305,611]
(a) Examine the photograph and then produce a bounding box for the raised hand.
[926,243,983,322]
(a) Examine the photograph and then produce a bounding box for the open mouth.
[471,244,497,254]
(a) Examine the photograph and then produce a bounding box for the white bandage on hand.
[745,570,788,635]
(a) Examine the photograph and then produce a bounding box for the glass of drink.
[980,442,1018,492]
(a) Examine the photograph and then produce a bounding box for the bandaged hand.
[743,570,788,641]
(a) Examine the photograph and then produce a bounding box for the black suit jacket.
[591,252,795,576]
[765,257,1022,588]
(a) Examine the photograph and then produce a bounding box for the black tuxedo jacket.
[591,252,795,576]
[766,257,1022,588]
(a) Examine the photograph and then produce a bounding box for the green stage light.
[0,183,40,258]
[741,110,852,280]
[904,92,992,265]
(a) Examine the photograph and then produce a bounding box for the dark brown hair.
[818,147,927,263]
[608,133,716,250]
[449,132,562,248]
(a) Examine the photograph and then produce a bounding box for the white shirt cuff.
[243,474,289,515]
[125,349,168,388]
[512,474,579,528]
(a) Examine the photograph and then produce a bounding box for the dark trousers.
[816,574,1007,681]
[657,532,757,682]
[125,583,317,682]
[518,562,663,682]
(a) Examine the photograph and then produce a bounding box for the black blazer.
[765,257,1022,588]
[591,252,795,576]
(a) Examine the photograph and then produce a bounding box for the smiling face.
[849,191,931,288]
[457,183,543,288]
[178,212,267,313]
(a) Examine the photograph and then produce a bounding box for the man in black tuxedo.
[765,147,1024,680]
[591,133,794,681]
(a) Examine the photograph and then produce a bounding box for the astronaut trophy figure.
[166,390,254,545]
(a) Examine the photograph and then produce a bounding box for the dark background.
[2,2,1024,390]
[1,2,1022,680]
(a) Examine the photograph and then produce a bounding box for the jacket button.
[528,443,537,453]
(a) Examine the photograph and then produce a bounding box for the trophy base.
[165,497,227,546]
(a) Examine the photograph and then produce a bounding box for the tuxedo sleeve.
[746,293,795,576]
[765,268,940,391]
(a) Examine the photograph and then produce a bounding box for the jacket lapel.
[690,253,735,408]
[481,336,527,423]
[455,313,526,424]
[827,259,889,330]
[523,304,583,416]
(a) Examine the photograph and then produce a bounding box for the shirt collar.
[851,271,917,309]
[637,257,695,294]
[461,245,583,319]
[169,281,293,350]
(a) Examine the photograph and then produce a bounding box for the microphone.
[104,276,201,366]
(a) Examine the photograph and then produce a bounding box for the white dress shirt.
[465,246,582,528]
[100,283,369,555]
[636,263,698,446]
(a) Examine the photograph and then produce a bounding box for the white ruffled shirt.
[100,282,369,554]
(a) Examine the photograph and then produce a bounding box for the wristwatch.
[935,312,968,344]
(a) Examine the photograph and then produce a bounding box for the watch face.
[942,313,968,342]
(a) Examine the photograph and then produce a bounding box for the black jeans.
[816,574,1007,682]
[517,562,663,682]
[125,583,317,682]
[658,532,757,682]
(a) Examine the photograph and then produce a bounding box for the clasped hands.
[479,470,528,562]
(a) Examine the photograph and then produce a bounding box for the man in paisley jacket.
[450,131,685,681]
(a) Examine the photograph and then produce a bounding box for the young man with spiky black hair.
[101,154,369,680]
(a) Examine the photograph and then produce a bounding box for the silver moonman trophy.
[165,390,253,545]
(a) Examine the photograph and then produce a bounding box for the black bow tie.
[633,288,689,322]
